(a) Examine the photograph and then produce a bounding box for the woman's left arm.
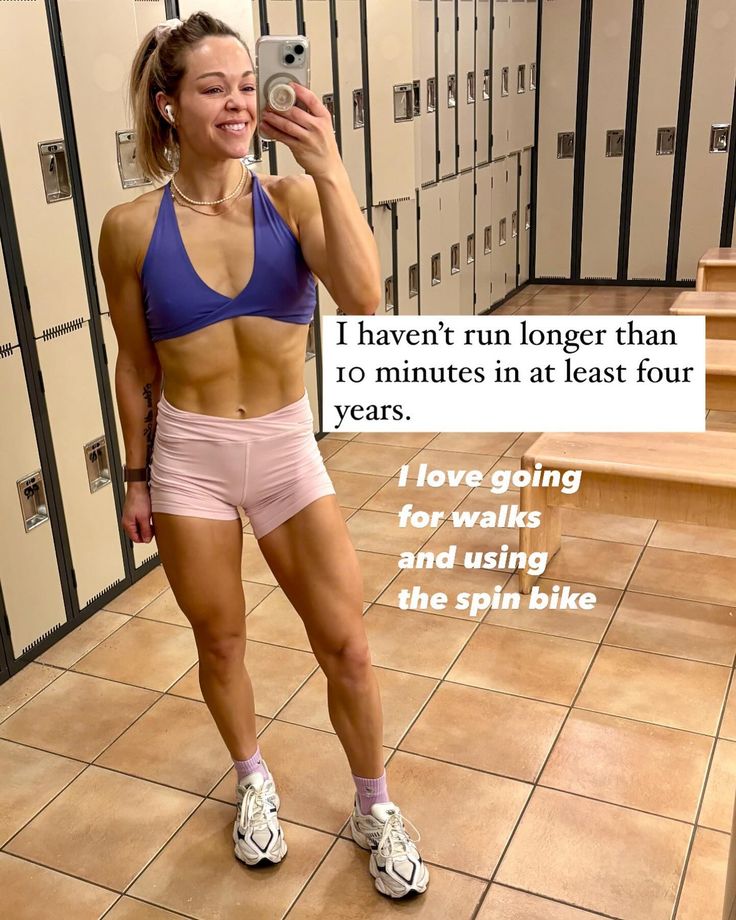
[260,83,382,315]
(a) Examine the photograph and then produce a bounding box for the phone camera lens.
[294,44,304,55]
[285,53,296,65]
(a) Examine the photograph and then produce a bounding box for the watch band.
[123,465,149,482]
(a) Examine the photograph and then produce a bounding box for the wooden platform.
[670,291,736,340]
[707,339,736,411]
[696,248,736,292]
[518,432,736,593]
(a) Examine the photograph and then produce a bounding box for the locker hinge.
[71,568,77,589]
[334,19,338,38]
[519,163,522,177]
[456,16,459,30]
[24,283,30,310]
[475,15,478,31]
[102,343,108,366]
[436,16,439,32]
[474,139,478,152]
[456,144,460,160]
[417,205,421,221]
[393,213,399,231]
[38,369,45,394]
[437,150,441,166]
[492,15,495,30]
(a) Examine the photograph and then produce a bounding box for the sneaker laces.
[237,782,274,833]
[376,810,421,860]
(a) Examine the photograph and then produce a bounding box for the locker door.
[458,0,476,172]
[490,157,507,303]
[475,162,493,311]
[438,0,458,178]
[506,155,519,295]
[133,0,167,37]
[492,0,512,159]
[476,0,492,166]
[518,147,532,284]
[335,0,367,208]
[372,205,396,315]
[419,183,444,313]
[440,176,462,311]
[303,1,336,133]
[628,0,686,280]
[580,0,632,280]
[396,198,420,315]
[534,0,581,279]
[263,0,303,176]
[517,0,538,151]
[459,170,476,313]
[179,0,254,40]
[677,0,736,281]
[414,0,438,186]
[367,1,417,205]
[0,238,16,350]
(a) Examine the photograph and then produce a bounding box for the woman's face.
[173,36,257,160]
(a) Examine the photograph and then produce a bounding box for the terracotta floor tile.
[71,617,198,692]
[104,566,169,615]
[539,709,712,822]
[244,587,312,652]
[362,605,476,678]
[0,851,117,918]
[0,663,62,723]
[400,681,566,782]
[355,550,403,602]
[484,575,620,642]
[539,284,601,296]
[477,884,606,919]
[323,469,390,508]
[0,670,157,761]
[6,766,199,891]
[604,591,736,665]
[542,536,643,589]
[361,750,531,877]
[104,898,189,920]
[495,786,691,919]
[317,437,345,460]
[650,521,736,559]
[289,838,486,919]
[720,680,736,741]
[277,665,437,747]
[0,740,84,846]
[700,738,736,832]
[128,799,332,919]
[571,301,636,315]
[36,610,131,669]
[491,302,520,314]
[95,695,231,795]
[424,431,520,455]
[422,520,520,564]
[402,447,500,477]
[576,646,730,734]
[488,455,521,490]
[322,429,356,442]
[560,508,655,545]
[629,547,736,608]
[363,476,472,515]
[707,410,736,432]
[377,565,512,621]
[514,301,580,314]
[676,827,730,920]
[346,509,429,555]
[582,290,647,308]
[447,624,596,705]
[324,441,419,476]
[353,430,437,448]
[504,431,543,458]
[241,533,278,585]
[630,299,675,316]
[134,588,190,628]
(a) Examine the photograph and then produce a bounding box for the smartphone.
[255,36,311,140]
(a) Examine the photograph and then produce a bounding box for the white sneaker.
[233,769,287,865]
[350,796,429,898]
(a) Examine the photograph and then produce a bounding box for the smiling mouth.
[218,123,248,134]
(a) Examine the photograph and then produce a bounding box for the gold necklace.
[171,161,247,206]
[170,169,251,217]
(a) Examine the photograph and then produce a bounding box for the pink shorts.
[149,389,336,538]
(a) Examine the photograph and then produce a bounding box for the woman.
[98,11,428,900]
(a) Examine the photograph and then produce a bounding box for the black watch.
[123,465,149,482]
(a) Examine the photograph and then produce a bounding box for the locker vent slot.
[483,69,490,101]
[501,67,509,97]
[450,243,460,274]
[710,124,730,154]
[447,74,457,108]
[467,233,475,264]
[41,317,85,340]
[353,89,365,129]
[467,72,475,104]
[656,127,676,156]
[605,130,625,158]
[84,577,126,611]
[431,253,442,285]
[393,84,414,122]
[557,132,575,159]
[530,62,537,91]
[484,226,492,253]
[413,80,421,116]
[20,622,66,661]
[499,218,507,246]
[17,470,49,533]
[517,64,526,94]
[427,77,437,113]
[384,277,395,311]
[0,342,13,359]
[409,264,419,297]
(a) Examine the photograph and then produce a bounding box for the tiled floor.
[2,285,736,919]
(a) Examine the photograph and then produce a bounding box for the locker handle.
[656,127,676,156]
[84,437,111,493]
[353,89,365,129]
[384,277,396,312]
[499,218,507,247]
[17,470,50,532]
[557,132,575,159]
[467,72,476,105]
[431,253,442,285]
[38,140,72,203]
[525,203,531,231]
[501,67,509,98]
[450,243,460,275]
[413,80,421,117]
[467,233,475,264]
[409,264,419,298]
[512,211,518,239]
[115,130,151,190]
[517,65,526,94]
[393,84,414,123]
[483,69,491,101]
[484,226,492,254]
[530,62,537,92]
[447,74,457,108]
[710,124,730,154]
[427,77,437,113]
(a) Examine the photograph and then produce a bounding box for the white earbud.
[164,104,175,124]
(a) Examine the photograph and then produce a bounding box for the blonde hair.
[128,11,251,184]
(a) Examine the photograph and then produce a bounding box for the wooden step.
[707,339,736,411]
[670,291,736,340]
[696,248,736,292]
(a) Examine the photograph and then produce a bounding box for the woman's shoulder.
[257,172,317,235]
[101,185,167,275]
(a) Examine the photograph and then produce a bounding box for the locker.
[518,147,532,284]
[677,0,736,281]
[335,0,367,208]
[0,350,66,656]
[580,0,632,280]
[438,0,458,179]
[413,0,438,186]
[491,156,516,302]
[263,0,303,177]
[0,239,17,350]
[396,198,420,315]
[372,205,396,315]
[459,170,476,314]
[418,183,443,313]
[367,1,417,204]
[475,162,493,311]
[510,0,537,152]
[440,175,463,312]
[178,0,254,41]
[317,282,340,318]
[492,0,512,159]
[505,155,519,297]
[458,0,476,172]
[534,0,581,278]
[476,0,492,166]
[628,0,686,281]
[133,0,168,38]
[303,1,336,134]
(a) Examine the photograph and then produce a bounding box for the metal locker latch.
[656,127,676,156]
[606,129,625,158]
[525,203,532,230]
[557,132,575,158]
[448,74,457,108]
[409,263,419,298]
[483,69,491,101]
[427,77,437,113]
[517,64,526,94]
[530,62,537,91]
[384,277,395,312]
[353,89,365,129]
[17,470,50,532]
[512,210,518,238]
[84,437,111,493]
[306,320,316,359]
[467,232,475,264]
[38,140,72,203]
[322,94,336,131]
[450,243,460,274]
[393,84,414,122]
[484,225,492,253]
[499,218,507,246]
[710,124,730,153]
[501,67,509,97]
[413,80,421,116]
[467,72,476,104]
[431,253,442,285]
[116,131,152,189]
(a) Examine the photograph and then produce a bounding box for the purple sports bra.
[140,169,317,342]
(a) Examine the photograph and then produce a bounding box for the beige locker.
[628,0,685,280]
[418,183,443,313]
[367,1,417,205]
[493,0,512,159]
[459,170,476,314]
[518,147,532,284]
[491,156,514,303]
[440,175,463,312]
[372,205,396,315]
[252,0,263,38]
[438,0,457,179]
[458,0,476,172]
[413,0,438,187]
[510,0,537,152]
[263,0,303,177]
[335,0,367,208]
[303,0,336,129]
[476,0,492,166]
[677,0,736,281]
[396,198,420,315]
[133,0,168,37]
[0,351,66,655]
[506,155,519,295]
[0,239,18,350]
[178,0,254,39]
[475,162,493,311]
[580,0,632,280]
[534,0,580,278]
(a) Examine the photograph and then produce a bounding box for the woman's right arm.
[98,204,162,543]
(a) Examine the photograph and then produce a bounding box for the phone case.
[255,35,311,139]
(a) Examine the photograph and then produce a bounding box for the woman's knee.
[195,625,246,671]
[320,638,373,685]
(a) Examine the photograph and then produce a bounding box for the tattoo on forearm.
[142,383,155,467]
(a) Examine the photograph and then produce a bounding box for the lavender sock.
[353,770,390,815]
[234,745,269,784]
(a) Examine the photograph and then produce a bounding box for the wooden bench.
[697,248,736,292]
[670,291,736,340]
[518,432,736,593]
[707,340,736,411]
